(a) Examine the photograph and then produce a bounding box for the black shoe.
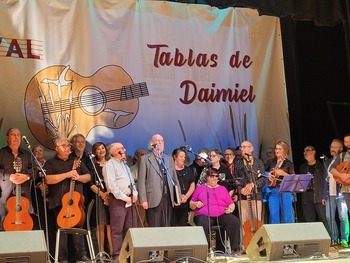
[76,255,90,262]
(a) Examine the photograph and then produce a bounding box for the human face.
[73,136,86,153]
[113,143,126,160]
[344,136,350,152]
[207,174,219,187]
[275,144,286,159]
[209,151,220,165]
[95,144,107,160]
[6,129,21,149]
[56,140,71,159]
[151,134,164,154]
[224,149,235,164]
[303,146,315,161]
[329,141,342,157]
[33,146,44,161]
[174,151,186,168]
[240,141,253,155]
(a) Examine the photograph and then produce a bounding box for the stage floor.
[210,246,350,263]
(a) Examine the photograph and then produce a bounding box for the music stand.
[278,174,313,223]
[278,174,313,194]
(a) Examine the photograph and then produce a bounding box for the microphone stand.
[235,177,244,252]
[206,183,215,261]
[87,155,105,259]
[154,147,179,226]
[122,159,136,226]
[322,157,335,245]
[24,142,51,263]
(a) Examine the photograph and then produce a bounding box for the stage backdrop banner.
[0,0,290,158]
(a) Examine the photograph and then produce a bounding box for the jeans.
[326,195,349,242]
[268,187,294,224]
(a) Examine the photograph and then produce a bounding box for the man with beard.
[330,134,350,230]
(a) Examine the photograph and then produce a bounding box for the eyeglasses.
[209,154,218,158]
[57,144,71,149]
[304,149,314,152]
[240,145,252,149]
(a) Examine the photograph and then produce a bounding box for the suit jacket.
[137,152,180,208]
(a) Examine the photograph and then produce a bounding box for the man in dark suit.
[137,134,180,227]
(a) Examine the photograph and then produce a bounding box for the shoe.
[76,255,90,262]
[340,240,349,248]
[331,240,338,246]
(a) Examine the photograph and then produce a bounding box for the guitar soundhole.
[15,205,22,212]
[79,86,106,115]
[68,199,74,206]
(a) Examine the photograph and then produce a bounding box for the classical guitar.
[334,159,350,184]
[243,195,262,248]
[24,65,149,150]
[267,159,284,187]
[57,157,86,228]
[3,157,33,231]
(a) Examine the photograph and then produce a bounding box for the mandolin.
[334,160,350,184]
[3,157,33,231]
[267,159,284,187]
[57,157,86,228]
[242,195,262,248]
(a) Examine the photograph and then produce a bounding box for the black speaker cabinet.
[0,230,48,263]
[247,222,331,261]
[120,226,208,263]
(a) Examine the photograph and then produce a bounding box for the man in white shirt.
[103,142,138,262]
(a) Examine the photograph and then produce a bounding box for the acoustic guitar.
[242,195,262,248]
[334,160,350,184]
[3,157,34,231]
[24,65,149,150]
[57,157,86,228]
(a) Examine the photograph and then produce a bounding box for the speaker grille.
[4,256,30,263]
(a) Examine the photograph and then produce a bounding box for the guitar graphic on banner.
[24,65,149,149]
[57,157,85,228]
[3,157,33,231]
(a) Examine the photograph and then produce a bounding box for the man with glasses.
[103,142,138,262]
[299,146,329,235]
[234,141,265,248]
[45,138,91,263]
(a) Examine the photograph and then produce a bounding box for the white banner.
[0,0,290,158]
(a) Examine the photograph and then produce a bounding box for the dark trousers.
[52,207,87,261]
[109,197,137,258]
[146,193,172,227]
[194,213,240,251]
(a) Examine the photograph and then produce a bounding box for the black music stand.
[278,174,313,194]
[278,174,313,223]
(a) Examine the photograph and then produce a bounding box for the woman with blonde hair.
[266,140,295,223]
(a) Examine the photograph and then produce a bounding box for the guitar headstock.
[13,157,22,173]
[72,157,81,170]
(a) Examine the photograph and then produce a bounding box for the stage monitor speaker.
[0,230,48,263]
[247,222,331,261]
[120,226,208,263]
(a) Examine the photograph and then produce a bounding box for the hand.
[180,194,188,203]
[66,170,80,180]
[141,201,148,210]
[132,195,138,203]
[9,173,29,184]
[195,201,203,209]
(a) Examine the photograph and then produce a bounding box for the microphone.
[179,145,193,152]
[243,152,251,157]
[320,154,327,160]
[150,143,157,148]
[22,136,31,149]
[85,152,95,158]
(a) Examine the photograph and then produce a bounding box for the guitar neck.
[16,184,21,207]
